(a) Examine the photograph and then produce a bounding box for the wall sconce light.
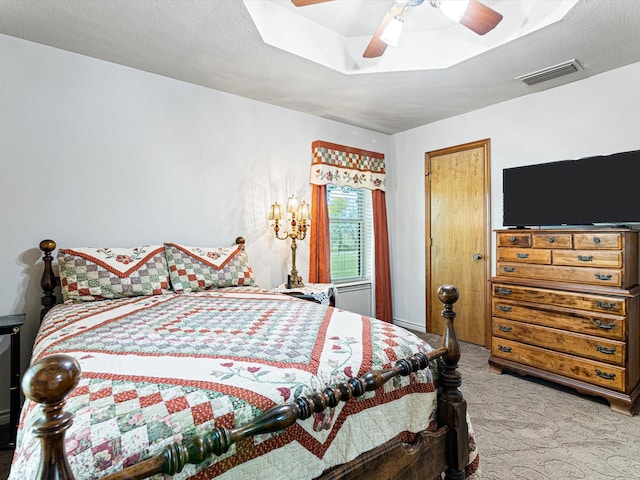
[269,194,310,288]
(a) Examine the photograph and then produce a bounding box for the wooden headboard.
[39,239,58,322]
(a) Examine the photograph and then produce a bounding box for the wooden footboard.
[27,240,469,480]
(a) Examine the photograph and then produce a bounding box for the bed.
[9,238,479,480]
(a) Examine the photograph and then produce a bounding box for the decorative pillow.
[164,243,255,293]
[58,245,171,302]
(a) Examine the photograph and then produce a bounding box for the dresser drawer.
[573,232,622,250]
[552,249,623,268]
[492,318,625,365]
[491,299,626,340]
[491,283,627,315]
[491,338,626,392]
[497,232,531,248]
[532,233,573,249]
[497,262,622,287]
[497,247,550,264]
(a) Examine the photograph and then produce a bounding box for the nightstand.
[274,283,336,307]
[0,314,25,450]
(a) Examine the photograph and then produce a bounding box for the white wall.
[388,61,640,331]
[0,33,389,414]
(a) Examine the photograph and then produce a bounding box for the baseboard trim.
[393,318,424,332]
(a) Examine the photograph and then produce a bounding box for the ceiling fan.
[291,0,504,58]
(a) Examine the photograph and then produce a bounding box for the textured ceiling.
[248,1,579,74]
[1,0,639,134]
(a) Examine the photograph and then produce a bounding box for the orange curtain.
[309,184,331,283]
[372,190,393,323]
[309,140,392,322]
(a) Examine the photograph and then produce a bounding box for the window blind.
[327,184,373,282]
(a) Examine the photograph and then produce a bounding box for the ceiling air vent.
[515,59,584,87]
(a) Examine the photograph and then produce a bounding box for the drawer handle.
[509,236,516,242]
[593,237,601,244]
[497,287,512,295]
[498,305,513,313]
[595,344,617,355]
[577,255,594,262]
[595,300,616,310]
[503,266,516,273]
[498,324,512,333]
[594,319,616,330]
[498,345,512,353]
[516,253,529,259]
[595,274,612,281]
[547,236,555,243]
[595,369,615,381]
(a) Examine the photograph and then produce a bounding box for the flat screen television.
[502,149,640,228]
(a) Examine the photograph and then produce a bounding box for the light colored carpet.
[417,332,640,480]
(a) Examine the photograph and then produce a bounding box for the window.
[326,184,373,283]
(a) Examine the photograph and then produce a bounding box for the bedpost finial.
[40,239,57,253]
[22,354,80,480]
[437,284,459,306]
[22,354,81,405]
[436,284,461,368]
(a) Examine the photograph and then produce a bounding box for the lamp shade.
[269,202,283,221]
[297,201,310,220]
[380,14,404,46]
[439,0,470,22]
[286,195,299,214]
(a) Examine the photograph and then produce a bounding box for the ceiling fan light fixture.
[380,14,405,46]
[437,0,471,23]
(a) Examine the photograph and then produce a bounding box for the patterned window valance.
[309,140,386,191]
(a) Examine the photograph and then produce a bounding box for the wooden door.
[425,140,491,346]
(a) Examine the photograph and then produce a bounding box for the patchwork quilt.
[11,287,479,479]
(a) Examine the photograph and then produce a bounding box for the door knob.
[473,253,483,260]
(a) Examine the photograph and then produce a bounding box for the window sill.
[333,280,372,292]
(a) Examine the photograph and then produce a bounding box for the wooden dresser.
[489,228,640,415]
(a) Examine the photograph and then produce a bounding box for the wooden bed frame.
[22,239,471,480]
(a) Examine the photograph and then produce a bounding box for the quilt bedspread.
[11,287,478,479]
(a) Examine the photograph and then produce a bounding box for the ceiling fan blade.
[363,4,406,58]
[363,13,392,58]
[291,0,333,6]
[458,0,503,35]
